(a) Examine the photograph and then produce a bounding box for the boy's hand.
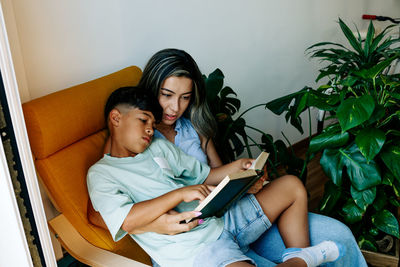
[129,210,204,235]
[179,184,214,203]
[162,210,204,235]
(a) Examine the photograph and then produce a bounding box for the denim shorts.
[193,194,272,267]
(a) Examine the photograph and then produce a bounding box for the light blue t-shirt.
[154,117,208,164]
[87,138,224,267]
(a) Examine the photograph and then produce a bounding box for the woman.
[89,48,367,266]
[138,48,222,168]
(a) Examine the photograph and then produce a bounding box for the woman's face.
[158,76,193,126]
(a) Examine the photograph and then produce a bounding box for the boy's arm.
[121,184,212,233]
[88,201,202,234]
[204,158,253,185]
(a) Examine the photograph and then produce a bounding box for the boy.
[87,86,343,267]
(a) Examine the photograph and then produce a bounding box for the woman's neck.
[156,122,177,143]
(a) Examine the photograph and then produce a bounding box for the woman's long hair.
[138,48,216,140]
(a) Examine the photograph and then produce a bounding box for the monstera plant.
[265,18,400,252]
[203,69,305,181]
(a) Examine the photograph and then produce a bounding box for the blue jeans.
[249,212,368,266]
[154,195,368,266]
[194,194,271,267]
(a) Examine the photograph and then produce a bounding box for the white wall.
[5,0,400,143]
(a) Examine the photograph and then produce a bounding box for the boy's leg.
[255,175,309,248]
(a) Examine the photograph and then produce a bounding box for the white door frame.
[0,1,56,266]
[0,140,33,267]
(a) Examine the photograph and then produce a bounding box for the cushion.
[23,66,151,264]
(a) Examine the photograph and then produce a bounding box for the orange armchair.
[23,66,152,266]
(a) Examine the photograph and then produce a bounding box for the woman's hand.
[247,164,269,194]
[237,158,253,170]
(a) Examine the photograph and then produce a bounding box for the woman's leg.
[255,175,310,248]
[250,213,368,266]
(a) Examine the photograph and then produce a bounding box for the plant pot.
[361,239,399,267]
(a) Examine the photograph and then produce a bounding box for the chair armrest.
[48,214,150,267]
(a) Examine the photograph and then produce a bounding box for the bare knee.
[279,175,307,200]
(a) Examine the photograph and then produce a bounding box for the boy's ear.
[109,109,122,127]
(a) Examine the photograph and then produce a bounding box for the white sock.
[282,241,345,267]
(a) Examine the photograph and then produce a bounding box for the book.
[189,151,269,221]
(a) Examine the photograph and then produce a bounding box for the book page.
[249,151,269,170]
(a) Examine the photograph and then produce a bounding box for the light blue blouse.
[154,117,208,164]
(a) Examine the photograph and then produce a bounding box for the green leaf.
[286,101,305,134]
[358,235,378,252]
[341,143,381,191]
[353,56,398,80]
[342,199,364,224]
[369,228,379,237]
[316,67,337,82]
[386,130,400,138]
[265,89,306,115]
[364,20,375,58]
[309,127,349,153]
[336,95,375,131]
[204,69,224,102]
[388,91,400,101]
[320,148,344,186]
[275,139,289,165]
[372,210,400,238]
[220,86,237,98]
[350,185,376,210]
[365,104,386,126]
[380,145,400,179]
[382,170,395,186]
[394,179,400,198]
[306,41,347,52]
[319,180,342,214]
[223,97,241,114]
[338,18,363,55]
[308,90,340,111]
[379,111,400,127]
[389,197,400,207]
[370,24,397,52]
[229,133,244,157]
[355,128,386,162]
[260,134,275,153]
[373,187,387,211]
[295,92,308,118]
[340,75,358,87]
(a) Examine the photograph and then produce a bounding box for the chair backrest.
[23,66,151,264]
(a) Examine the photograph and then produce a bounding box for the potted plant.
[265,18,400,255]
[203,69,306,181]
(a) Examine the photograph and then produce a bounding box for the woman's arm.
[199,135,223,168]
[204,158,253,185]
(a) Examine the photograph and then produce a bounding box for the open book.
[189,151,269,221]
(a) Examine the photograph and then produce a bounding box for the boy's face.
[110,107,155,157]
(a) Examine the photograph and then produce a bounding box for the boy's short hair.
[104,86,162,124]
